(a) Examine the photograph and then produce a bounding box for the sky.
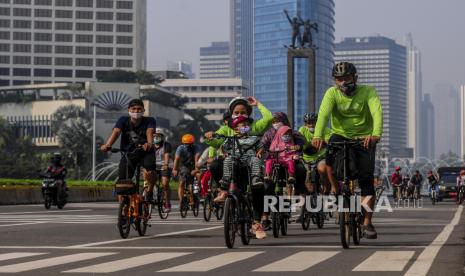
[148,0,465,96]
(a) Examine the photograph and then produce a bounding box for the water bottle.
[193,181,199,195]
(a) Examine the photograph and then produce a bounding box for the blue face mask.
[239,126,251,134]
[282,135,292,143]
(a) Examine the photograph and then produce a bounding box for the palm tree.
[174,108,217,143]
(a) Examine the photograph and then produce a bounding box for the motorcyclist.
[44,152,68,198]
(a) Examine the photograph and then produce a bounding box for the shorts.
[157,166,172,178]
[179,166,194,187]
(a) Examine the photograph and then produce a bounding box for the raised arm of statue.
[283,9,292,24]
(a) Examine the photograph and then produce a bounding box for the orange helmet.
[181,134,195,144]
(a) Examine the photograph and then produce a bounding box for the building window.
[55,57,72,66]
[96,23,112,32]
[96,58,112,67]
[54,45,72,54]
[76,0,93,7]
[209,98,215,103]
[13,55,31,64]
[0,32,9,40]
[34,0,52,5]
[75,58,93,66]
[13,8,31,17]
[191,98,197,103]
[55,10,72,18]
[13,44,31,52]
[96,70,107,79]
[55,33,72,42]
[96,47,113,55]
[55,21,72,30]
[34,21,52,29]
[0,0,9,3]
[116,36,132,44]
[116,12,132,21]
[34,56,52,65]
[55,69,72,77]
[96,0,112,8]
[34,9,52,17]
[76,22,93,31]
[13,20,31,29]
[0,67,9,75]
[76,11,93,19]
[13,32,31,40]
[116,59,132,68]
[55,0,72,6]
[0,19,10,28]
[75,70,93,78]
[34,32,52,41]
[13,68,31,76]
[76,46,93,55]
[116,1,132,9]
[14,0,31,4]
[116,24,132,32]
[201,98,207,103]
[96,11,113,20]
[116,47,132,56]
[34,68,51,77]
[34,44,52,53]
[0,44,10,51]
[96,35,113,43]
[13,80,30,85]
[76,34,93,43]
[0,8,10,16]
[0,55,10,63]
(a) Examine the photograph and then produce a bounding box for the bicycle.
[328,140,365,249]
[430,185,438,205]
[300,159,326,231]
[179,169,200,218]
[213,134,257,249]
[374,182,385,206]
[151,169,169,219]
[112,148,152,239]
[202,168,224,222]
[457,185,465,205]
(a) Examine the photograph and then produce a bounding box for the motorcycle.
[40,173,68,209]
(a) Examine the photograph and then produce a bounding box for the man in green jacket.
[312,62,383,239]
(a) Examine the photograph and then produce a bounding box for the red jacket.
[391,172,402,185]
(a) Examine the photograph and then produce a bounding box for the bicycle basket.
[115,179,137,195]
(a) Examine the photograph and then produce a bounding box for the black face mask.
[338,81,357,96]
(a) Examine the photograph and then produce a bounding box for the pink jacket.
[269,126,298,162]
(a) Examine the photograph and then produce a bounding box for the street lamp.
[91,102,100,181]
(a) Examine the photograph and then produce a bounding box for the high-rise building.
[254,0,335,127]
[432,84,460,157]
[167,60,194,79]
[419,94,435,159]
[405,34,422,158]
[461,85,465,159]
[335,36,408,158]
[199,41,231,79]
[0,0,146,86]
[230,0,254,96]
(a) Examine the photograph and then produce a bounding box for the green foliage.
[97,69,159,84]
[173,108,218,143]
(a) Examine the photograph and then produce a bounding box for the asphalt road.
[0,197,463,276]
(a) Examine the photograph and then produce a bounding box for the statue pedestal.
[287,47,316,127]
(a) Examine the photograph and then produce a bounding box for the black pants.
[326,134,376,196]
[209,158,224,185]
[118,149,156,180]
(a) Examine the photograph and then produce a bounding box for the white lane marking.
[0,222,47,227]
[63,252,191,273]
[0,252,115,273]
[352,251,415,271]
[0,252,46,262]
[0,209,92,215]
[159,251,263,272]
[404,205,463,276]
[254,251,339,272]
[67,225,223,248]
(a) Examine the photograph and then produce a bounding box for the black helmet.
[303,112,318,123]
[332,62,357,78]
[51,152,62,164]
[229,97,252,115]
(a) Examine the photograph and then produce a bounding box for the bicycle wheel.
[203,195,213,222]
[224,197,237,249]
[157,189,169,220]
[301,203,310,230]
[352,213,362,245]
[271,211,280,238]
[316,211,325,229]
[339,197,351,249]
[180,197,188,218]
[44,194,52,210]
[240,200,252,245]
[193,195,200,217]
[280,212,288,236]
[136,201,149,236]
[215,204,224,220]
[117,197,131,239]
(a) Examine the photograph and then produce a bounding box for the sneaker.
[261,219,272,231]
[252,222,267,239]
[362,224,378,239]
[164,202,171,213]
[214,190,228,203]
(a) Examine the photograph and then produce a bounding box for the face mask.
[232,114,248,119]
[129,111,143,119]
[282,135,292,143]
[272,122,283,130]
[307,127,315,133]
[239,126,251,134]
[154,137,162,144]
[338,81,357,96]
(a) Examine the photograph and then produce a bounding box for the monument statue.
[284,9,303,49]
[298,15,318,49]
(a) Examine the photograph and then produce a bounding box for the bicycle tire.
[157,189,169,220]
[316,211,325,229]
[117,197,131,239]
[352,213,362,245]
[272,211,280,238]
[224,197,237,249]
[240,200,252,245]
[301,204,310,230]
[136,201,149,236]
[180,197,188,218]
[280,212,288,236]
[203,195,213,222]
[215,204,224,220]
[193,195,200,217]
[339,197,351,249]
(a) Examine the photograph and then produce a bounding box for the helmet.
[51,152,62,163]
[181,134,195,144]
[303,112,318,123]
[460,170,465,176]
[155,128,164,136]
[332,62,357,78]
[395,166,401,171]
[229,97,252,115]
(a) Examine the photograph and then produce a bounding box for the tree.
[135,70,156,85]
[97,69,137,83]
[174,108,218,143]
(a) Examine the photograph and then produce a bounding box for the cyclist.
[312,61,383,239]
[205,96,273,240]
[173,134,201,206]
[410,170,423,198]
[153,128,173,212]
[207,111,230,186]
[391,166,402,201]
[427,170,439,202]
[100,98,157,199]
[456,170,465,203]
[44,152,68,197]
[299,112,331,194]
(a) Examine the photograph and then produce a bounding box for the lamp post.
[91,103,98,181]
